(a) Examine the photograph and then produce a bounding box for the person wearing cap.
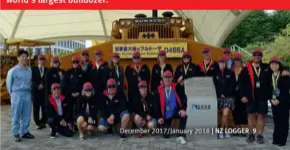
[125,51,150,113]
[213,55,236,139]
[98,78,129,138]
[31,54,48,130]
[174,51,198,95]
[75,82,98,140]
[155,70,187,144]
[81,49,93,83]
[239,48,271,144]
[267,56,290,146]
[64,56,85,126]
[6,49,35,142]
[46,83,73,138]
[91,49,109,94]
[105,52,125,93]
[132,81,159,138]
[45,56,66,99]
[151,50,173,93]
[231,53,248,136]
[197,48,219,76]
[223,48,233,69]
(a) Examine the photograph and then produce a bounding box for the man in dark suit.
[31,54,47,129]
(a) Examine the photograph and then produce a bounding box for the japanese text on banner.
[112,42,187,58]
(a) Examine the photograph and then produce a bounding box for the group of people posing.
[6,47,290,146]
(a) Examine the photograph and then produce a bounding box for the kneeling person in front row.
[98,78,130,138]
[47,83,73,138]
[76,82,98,140]
[133,81,159,138]
[155,71,188,144]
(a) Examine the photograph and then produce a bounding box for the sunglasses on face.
[113,56,120,59]
[95,53,102,56]
[53,61,59,64]
[107,85,116,89]
[183,56,190,59]
[72,61,79,64]
[164,76,172,79]
[53,87,60,90]
[84,88,93,92]
[133,56,140,59]
[203,51,209,54]
[224,51,230,54]
[82,53,89,56]
[139,85,147,89]
[253,53,262,57]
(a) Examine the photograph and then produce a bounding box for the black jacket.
[91,60,109,94]
[267,72,290,108]
[75,95,98,121]
[174,62,198,95]
[65,67,85,95]
[99,90,127,119]
[45,67,66,95]
[46,95,71,121]
[132,93,160,119]
[213,69,236,98]
[81,61,94,83]
[125,64,150,99]
[239,61,271,101]
[104,65,125,92]
[151,63,173,92]
[197,60,219,76]
[31,66,47,97]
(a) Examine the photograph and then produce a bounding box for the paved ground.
[1,105,289,150]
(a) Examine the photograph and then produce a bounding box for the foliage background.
[223,11,290,67]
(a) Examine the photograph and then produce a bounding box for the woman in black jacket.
[213,56,236,139]
[75,82,98,140]
[151,50,173,93]
[268,56,290,147]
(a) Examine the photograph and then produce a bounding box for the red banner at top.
[1,0,290,10]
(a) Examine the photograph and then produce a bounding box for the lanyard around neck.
[204,60,212,72]
[184,64,189,75]
[252,64,261,77]
[272,72,280,90]
[165,87,172,99]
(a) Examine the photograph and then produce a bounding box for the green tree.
[223,10,290,48]
[244,24,290,66]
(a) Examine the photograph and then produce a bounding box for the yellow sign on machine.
[112,42,187,58]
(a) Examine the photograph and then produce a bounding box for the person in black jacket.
[151,50,173,93]
[213,56,236,139]
[197,48,219,76]
[75,82,98,140]
[65,56,85,122]
[81,49,93,83]
[174,51,198,95]
[91,49,109,94]
[31,54,48,129]
[46,83,73,138]
[268,56,290,147]
[231,53,248,136]
[105,53,125,93]
[125,51,150,113]
[45,56,66,98]
[98,78,129,138]
[155,71,187,144]
[239,49,272,144]
[133,81,159,138]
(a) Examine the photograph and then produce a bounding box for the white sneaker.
[176,136,187,144]
[225,133,231,138]
[218,133,224,139]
